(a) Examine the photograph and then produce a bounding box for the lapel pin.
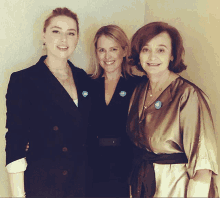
[82,91,88,97]
[119,91,127,97]
[155,101,162,109]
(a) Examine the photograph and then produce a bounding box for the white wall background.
[0,0,145,196]
[144,0,220,189]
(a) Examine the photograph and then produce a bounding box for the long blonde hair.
[91,25,131,79]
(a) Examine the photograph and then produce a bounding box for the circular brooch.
[119,91,127,97]
[82,91,88,97]
[155,101,162,109]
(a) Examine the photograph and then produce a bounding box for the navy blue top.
[88,75,143,182]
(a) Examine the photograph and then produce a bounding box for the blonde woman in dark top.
[5,7,91,197]
[87,24,142,197]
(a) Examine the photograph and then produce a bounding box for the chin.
[57,53,71,60]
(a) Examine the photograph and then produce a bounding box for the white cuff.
[6,158,27,173]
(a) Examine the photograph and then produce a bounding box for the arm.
[180,87,218,196]
[6,158,27,197]
[9,172,25,197]
[187,169,212,197]
[5,73,29,197]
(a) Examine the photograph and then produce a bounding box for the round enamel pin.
[82,91,88,97]
[119,91,127,97]
[155,101,162,109]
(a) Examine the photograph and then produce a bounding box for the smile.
[57,46,68,51]
[105,61,115,65]
[147,63,161,66]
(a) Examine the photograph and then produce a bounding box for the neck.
[148,70,171,90]
[104,69,122,81]
[45,55,69,73]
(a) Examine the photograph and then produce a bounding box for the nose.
[105,51,112,60]
[61,32,67,42]
[149,51,157,61]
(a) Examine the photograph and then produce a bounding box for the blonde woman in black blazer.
[5,8,91,197]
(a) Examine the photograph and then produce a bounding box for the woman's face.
[43,15,78,60]
[139,32,173,75]
[96,35,126,75]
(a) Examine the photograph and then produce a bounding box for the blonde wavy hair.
[91,25,132,79]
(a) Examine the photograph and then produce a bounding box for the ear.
[123,46,128,57]
[76,34,80,44]
[42,31,46,44]
[170,55,174,61]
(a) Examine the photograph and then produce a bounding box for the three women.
[5,7,218,198]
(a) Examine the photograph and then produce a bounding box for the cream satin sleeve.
[6,158,27,173]
[180,87,218,179]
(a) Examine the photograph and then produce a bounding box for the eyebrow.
[97,46,119,49]
[51,26,76,31]
[145,44,168,48]
[159,44,168,48]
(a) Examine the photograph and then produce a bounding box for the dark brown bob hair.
[43,7,79,34]
[129,22,187,73]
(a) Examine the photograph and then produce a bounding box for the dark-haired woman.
[5,8,91,197]
[127,22,218,197]
[87,25,142,197]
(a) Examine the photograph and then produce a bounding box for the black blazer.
[5,56,91,197]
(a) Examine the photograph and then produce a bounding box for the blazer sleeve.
[5,72,30,166]
[180,87,218,179]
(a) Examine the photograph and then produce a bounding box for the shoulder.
[131,75,148,92]
[9,56,47,80]
[89,76,104,92]
[68,60,87,77]
[8,64,42,87]
[123,75,148,90]
[172,76,210,105]
[126,75,146,84]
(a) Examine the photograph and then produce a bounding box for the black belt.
[98,138,121,146]
[129,146,188,198]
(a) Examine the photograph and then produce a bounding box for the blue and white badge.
[82,91,88,97]
[155,101,162,109]
[119,91,127,97]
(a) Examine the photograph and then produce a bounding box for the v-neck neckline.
[43,60,79,108]
[145,75,180,109]
[102,76,122,107]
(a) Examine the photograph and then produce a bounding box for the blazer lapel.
[28,57,81,119]
[68,61,91,113]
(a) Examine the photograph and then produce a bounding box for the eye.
[68,32,75,36]
[52,30,60,34]
[141,47,149,52]
[98,48,104,53]
[112,48,118,51]
[158,48,165,53]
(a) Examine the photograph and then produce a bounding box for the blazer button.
[63,170,68,175]
[53,126,59,131]
[62,147,68,152]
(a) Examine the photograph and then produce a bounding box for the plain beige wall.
[0,0,145,196]
[144,0,220,189]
